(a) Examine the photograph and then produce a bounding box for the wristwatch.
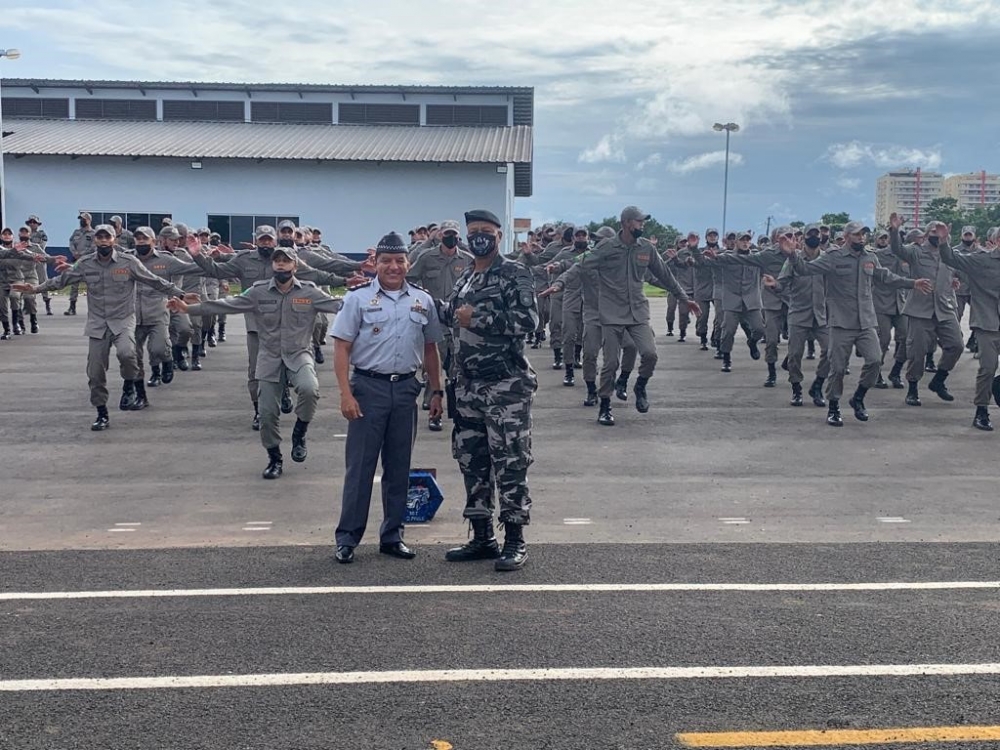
[431,390,445,397]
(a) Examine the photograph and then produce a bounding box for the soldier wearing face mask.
[65,212,96,316]
[693,229,720,350]
[516,224,555,348]
[954,225,983,354]
[871,228,911,389]
[109,216,135,251]
[0,228,27,338]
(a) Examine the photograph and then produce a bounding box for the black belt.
[354,368,416,382]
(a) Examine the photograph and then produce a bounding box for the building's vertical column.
[156,98,163,121]
[68,97,76,120]
[245,98,251,123]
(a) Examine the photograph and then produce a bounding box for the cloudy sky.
[4,0,999,233]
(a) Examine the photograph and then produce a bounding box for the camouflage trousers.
[452,373,536,525]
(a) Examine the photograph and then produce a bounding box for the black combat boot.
[849,385,869,421]
[161,359,174,384]
[174,344,189,371]
[132,380,149,410]
[313,344,325,364]
[888,361,904,388]
[927,368,954,401]
[206,326,217,348]
[529,331,541,349]
[966,332,977,352]
[190,343,202,371]
[721,352,732,373]
[217,320,227,342]
[677,327,687,343]
[633,376,650,413]
[790,382,803,407]
[563,364,575,387]
[924,352,936,373]
[597,398,615,426]
[710,331,719,350]
[993,376,1000,408]
[748,338,761,360]
[614,372,630,401]
[700,334,709,351]
[199,331,208,357]
[291,419,309,462]
[806,340,816,360]
[252,403,261,431]
[91,405,110,431]
[280,386,294,414]
[64,300,76,316]
[973,406,993,432]
[12,310,23,335]
[573,345,583,368]
[905,381,922,407]
[583,381,598,407]
[495,523,527,571]
[780,355,789,372]
[665,325,674,337]
[714,347,724,360]
[445,517,501,562]
[44,298,52,316]
[809,377,826,407]
[552,347,564,369]
[764,362,777,387]
[28,313,38,334]
[826,399,843,427]
[0,315,10,340]
[119,380,137,411]
[147,365,162,388]
[262,447,283,480]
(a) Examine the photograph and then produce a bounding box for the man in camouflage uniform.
[66,211,96,315]
[15,226,45,334]
[440,209,538,572]
[0,228,26,338]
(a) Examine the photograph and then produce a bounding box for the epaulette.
[348,279,375,290]
[407,281,429,293]
[297,279,318,288]
[251,279,271,287]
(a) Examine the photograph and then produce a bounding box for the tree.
[924,197,964,230]
[790,221,805,229]
[586,216,680,246]
[820,212,851,232]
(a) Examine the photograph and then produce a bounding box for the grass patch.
[643,283,668,298]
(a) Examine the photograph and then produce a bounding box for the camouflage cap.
[924,220,946,233]
[134,226,156,240]
[277,219,297,231]
[876,229,890,238]
[159,226,181,240]
[255,225,277,240]
[804,223,821,234]
[93,224,115,237]
[109,215,123,224]
[439,219,461,234]
[961,225,976,236]
[776,225,795,237]
[271,246,298,262]
[738,230,753,239]
[174,222,189,236]
[596,226,616,239]
[26,215,41,224]
[209,231,222,240]
[78,211,92,221]
[620,205,650,223]
[196,227,210,235]
[705,227,719,236]
[905,228,924,242]
[843,221,866,235]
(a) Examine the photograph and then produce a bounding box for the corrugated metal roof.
[1,119,533,164]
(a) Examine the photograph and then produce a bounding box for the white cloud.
[579,134,625,164]
[634,177,660,192]
[635,153,662,171]
[666,151,745,175]
[836,176,862,190]
[825,141,943,170]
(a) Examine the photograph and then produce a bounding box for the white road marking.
[106,529,135,533]
[563,518,592,525]
[242,528,271,532]
[333,434,347,438]
[2,662,998,692]
[0,581,995,602]
[877,517,911,524]
[113,523,142,527]
[244,522,272,526]
[719,517,750,525]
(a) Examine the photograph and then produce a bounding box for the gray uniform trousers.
[904,315,963,383]
[169,311,194,348]
[826,327,881,401]
[247,331,261,401]
[258,362,320,451]
[695,299,714,338]
[582,322,636,383]
[973,329,1000,406]
[598,323,656,399]
[202,286,220,338]
[957,295,970,324]
[135,322,170,379]
[562,297,584,353]
[336,373,421,547]
[0,285,21,321]
[763,308,787,364]
[720,308,765,354]
[312,314,329,349]
[87,328,140,407]
[666,293,690,332]
[548,290,564,349]
[787,324,831,385]
[711,297,724,342]
[876,312,908,365]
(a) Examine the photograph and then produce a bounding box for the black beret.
[375,232,408,255]
[464,209,502,228]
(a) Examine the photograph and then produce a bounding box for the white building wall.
[3,156,513,254]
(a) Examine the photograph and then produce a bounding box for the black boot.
[91,405,110,431]
[199,331,208,357]
[714,347,724,360]
[207,326,217,348]
[700,334,709,351]
[928,368,954,401]
[614,372,630,401]
[806,340,816,360]
[147,364,161,388]
[790,382,803,407]
[132,380,149,410]
[262,447,283,479]
[748,338,761,360]
[780,355,789,372]
[44,298,52,316]
[721,352,732,373]
[764,362,777,387]
[174,345,189,371]
[573,345,583,368]
[495,523,527,571]
[280,387,294,414]
[849,386,869,422]
[64,300,76,316]
[583,381,598,407]
[677,327,686,343]
[552,347,563,370]
[119,380,137,411]
[291,419,309,462]
[889,361,904,388]
[29,313,38,334]
[905,380,921,407]
[809,377,826,407]
[993,376,1000,408]
[190,345,202,371]
[597,398,615,426]
[445,517,501,562]
[530,332,541,349]
[634,376,650,413]
[313,344,325,364]
[161,359,174,384]
[252,403,261,431]
[217,321,227,342]
[665,325,674,337]
[0,316,9,340]
[874,373,888,389]
[563,364,575,387]
[973,406,993,432]
[827,399,843,427]
[924,352,936,373]
[966,332,977,352]
[12,310,22,335]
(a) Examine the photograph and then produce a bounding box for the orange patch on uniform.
[637,254,649,262]
[863,262,875,271]
[292,298,312,304]
[112,268,130,276]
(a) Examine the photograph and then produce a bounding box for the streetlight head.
[713,123,725,131]
[728,123,740,133]
[0,49,21,60]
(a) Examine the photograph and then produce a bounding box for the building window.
[162,100,245,122]
[1,97,70,119]
[338,103,419,125]
[207,214,300,247]
[83,212,173,233]
[250,102,333,123]
[75,99,157,121]
[425,105,508,126]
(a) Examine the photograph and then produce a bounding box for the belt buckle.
[390,373,400,382]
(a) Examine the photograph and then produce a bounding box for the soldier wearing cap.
[438,209,538,571]
[109,216,135,251]
[515,224,554,349]
[546,226,591,384]
[693,228,721,350]
[663,233,698,342]
[206,231,231,341]
[192,228,222,349]
[65,211,96,315]
[171,245,344,479]
[522,226,574,369]
[582,206,698,426]
[888,213,965,406]
[331,232,443,564]
[13,225,47,334]
[25,216,52,315]
[14,225,187,430]
[872,227,912,389]
[955,225,984,354]
[186,225,347,430]
[781,220,929,426]
[0,228,27,338]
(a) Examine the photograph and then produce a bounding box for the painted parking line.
[878,517,911,524]
[1,662,998,693]
[676,724,1000,747]
[563,518,593,525]
[1,580,997,602]
[719,518,750,525]
[243,521,273,532]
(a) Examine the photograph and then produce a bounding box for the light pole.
[712,122,739,238]
[0,48,22,228]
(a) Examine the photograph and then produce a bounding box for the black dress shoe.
[379,541,416,559]
[335,546,355,564]
[748,340,761,360]
[313,345,325,364]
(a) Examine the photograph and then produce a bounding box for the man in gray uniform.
[546,227,591,385]
[13,226,44,334]
[665,233,698,342]
[694,228,720,350]
[782,221,930,426]
[954,225,984,354]
[15,225,187,430]
[582,206,698,426]
[0,228,26,338]
[524,226,574,368]
[65,211,95,316]
[25,215,52,316]
[873,227,913,389]
[332,232,443,564]
[889,213,965,406]
[109,216,135,251]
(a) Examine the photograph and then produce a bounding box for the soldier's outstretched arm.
[298,263,346,288]
[889,228,918,264]
[647,250,689,301]
[30,263,86,293]
[192,252,244,280]
[788,250,835,276]
[128,257,186,298]
[186,292,257,317]
[938,241,978,275]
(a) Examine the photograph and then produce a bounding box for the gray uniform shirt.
[939,243,1000,332]
[69,227,95,260]
[332,278,442,374]
[775,259,827,328]
[189,278,343,382]
[30,229,48,250]
[553,253,600,325]
[871,246,910,316]
[692,250,763,312]
[407,246,473,302]
[890,232,958,320]
[115,229,136,251]
[136,250,203,326]
[666,249,696,297]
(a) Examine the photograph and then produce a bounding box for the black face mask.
[631,228,644,239]
[79,218,88,228]
[468,232,497,257]
[706,242,718,248]
[273,270,293,284]
[876,241,888,248]
[97,245,114,257]
[805,236,821,249]
[573,240,589,251]
[210,239,220,247]
[850,242,865,252]
[136,243,153,255]
[962,239,974,247]
[0,239,12,247]
[257,246,274,259]
[442,235,459,249]
[278,238,294,248]
[928,236,940,247]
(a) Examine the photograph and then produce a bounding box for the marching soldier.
[694,229,720,350]
[65,211,96,316]
[25,215,53,315]
[15,226,44,334]
[0,228,26,338]
[872,228,913,389]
